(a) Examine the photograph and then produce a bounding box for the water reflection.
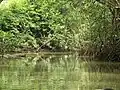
[0,54,119,90]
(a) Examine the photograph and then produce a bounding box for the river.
[0,53,119,90]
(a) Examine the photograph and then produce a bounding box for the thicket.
[0,0,85,52]
[0,0,120,60]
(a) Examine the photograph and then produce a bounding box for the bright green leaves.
[0,31,18,55]
[0,0,113,54]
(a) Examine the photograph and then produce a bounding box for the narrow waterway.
[0,53,119,90]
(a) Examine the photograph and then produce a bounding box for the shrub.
[0,0,83,51]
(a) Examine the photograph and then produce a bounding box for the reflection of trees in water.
[0,55,120,90]
[23,54,120,74]
[23,56,50,72]
[43,54,82,71]
[19,54,120,74]
[83,62,120,73]
[23,54,81,72]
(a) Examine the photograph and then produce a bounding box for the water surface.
[0,53,120,90]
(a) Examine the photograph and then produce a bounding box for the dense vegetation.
[0,0,120,60]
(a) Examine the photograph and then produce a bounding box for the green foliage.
[84,1,112,49]
[0,31,18,55]
[0,0,119,60]
[0,0,84,52]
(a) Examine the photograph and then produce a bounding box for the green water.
[0,54,120,90]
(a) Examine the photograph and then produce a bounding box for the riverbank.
[0,51,74,59]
